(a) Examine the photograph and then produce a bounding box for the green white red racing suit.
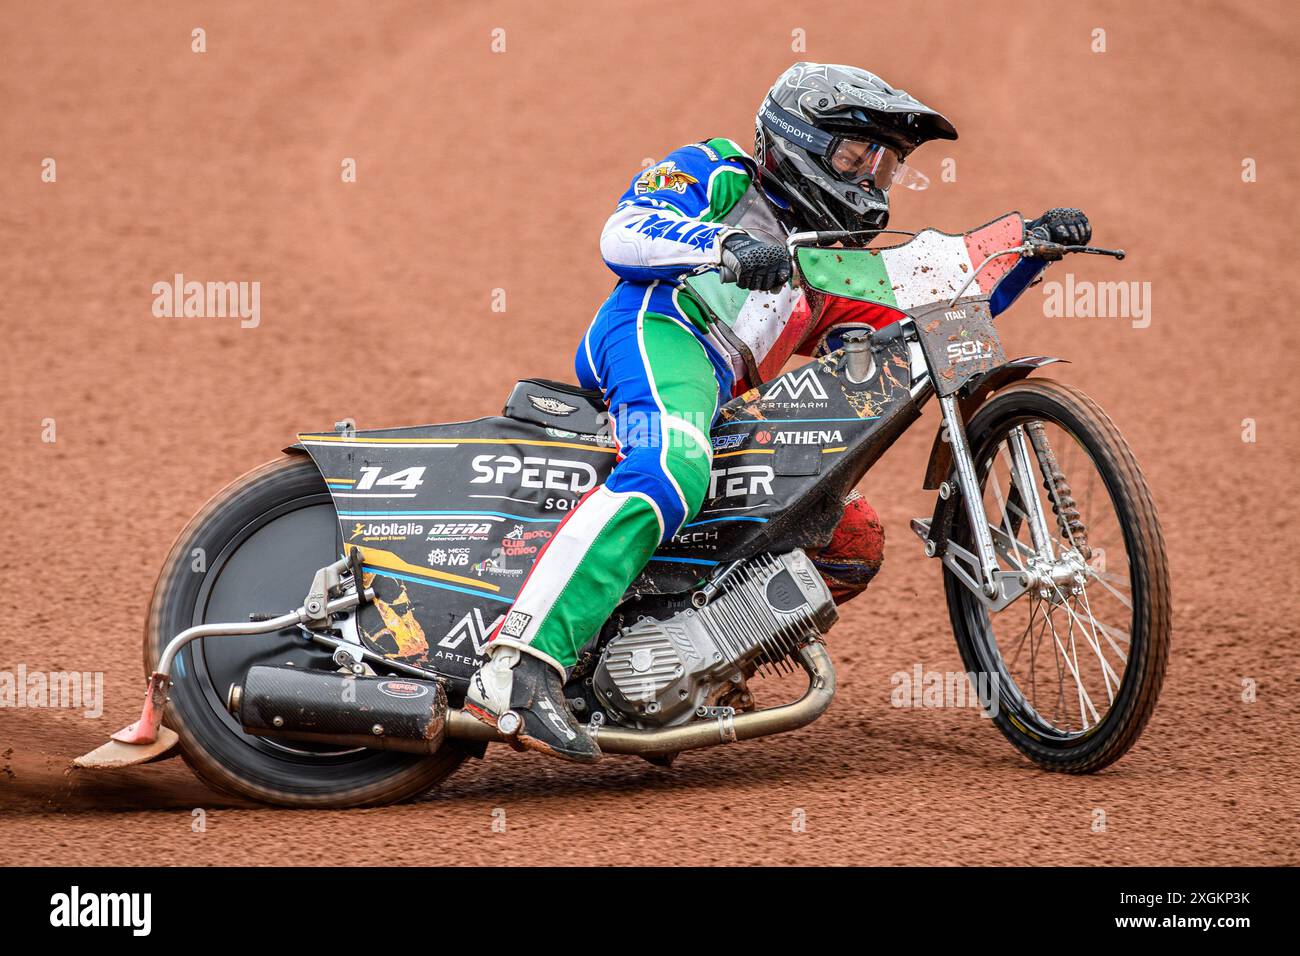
[487,138,819,673]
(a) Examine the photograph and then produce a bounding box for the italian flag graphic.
[798,213,1026,311]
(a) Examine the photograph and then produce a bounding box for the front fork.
[1006,421,1056,562]
[914,396,1060,611]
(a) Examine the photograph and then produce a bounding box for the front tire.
[944,379,1170,773]
[146,455,465,807]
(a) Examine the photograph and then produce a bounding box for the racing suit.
[486,138,812,673]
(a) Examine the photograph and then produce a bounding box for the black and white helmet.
[754,62,957,234]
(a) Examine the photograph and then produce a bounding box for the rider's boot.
[464,643,600,763]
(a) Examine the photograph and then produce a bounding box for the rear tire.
[145,455,466,807]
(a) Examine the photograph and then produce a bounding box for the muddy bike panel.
[910,298,1007,398]
[299,412,619,685]
[796,212,1025,314]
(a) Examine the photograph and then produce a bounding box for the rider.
[465,62,1091,761]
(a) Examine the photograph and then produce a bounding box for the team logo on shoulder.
[634,161,699,195]
[528,394,578,416]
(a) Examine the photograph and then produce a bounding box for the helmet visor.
[827,137,927,191]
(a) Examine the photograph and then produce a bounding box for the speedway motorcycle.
[77,213,1170,808]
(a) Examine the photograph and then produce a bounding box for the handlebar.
[946,241,1126,306]
[716,227,917,284]
[707,232,1126,296]
[784,229,919,257]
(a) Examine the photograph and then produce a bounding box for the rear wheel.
[945,379,1170,773]
[146,455,465,807]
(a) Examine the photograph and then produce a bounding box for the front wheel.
[146,455,466,807]
[945,379,1170,773]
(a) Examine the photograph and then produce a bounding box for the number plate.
[911,298,1006,397]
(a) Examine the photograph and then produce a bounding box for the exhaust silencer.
[231,665,448,754]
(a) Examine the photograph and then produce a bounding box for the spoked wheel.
[945,379,1170,772]
[145,456,465,807]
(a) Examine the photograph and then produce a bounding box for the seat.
[502,378,607,435]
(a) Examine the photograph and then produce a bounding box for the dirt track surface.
[3,0,1298,866]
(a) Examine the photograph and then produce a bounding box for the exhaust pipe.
[231,665,447,754]
[231,642,835,759]
[445,641,836,756]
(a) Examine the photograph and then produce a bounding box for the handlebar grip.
[718,265,738,284]
[1025,241,1066,262]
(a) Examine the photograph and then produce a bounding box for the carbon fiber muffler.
[229,665,448,754]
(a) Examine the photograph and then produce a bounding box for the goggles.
[828,137,929,191]
[760,98,929,192]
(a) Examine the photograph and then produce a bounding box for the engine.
[592,550,837,727]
